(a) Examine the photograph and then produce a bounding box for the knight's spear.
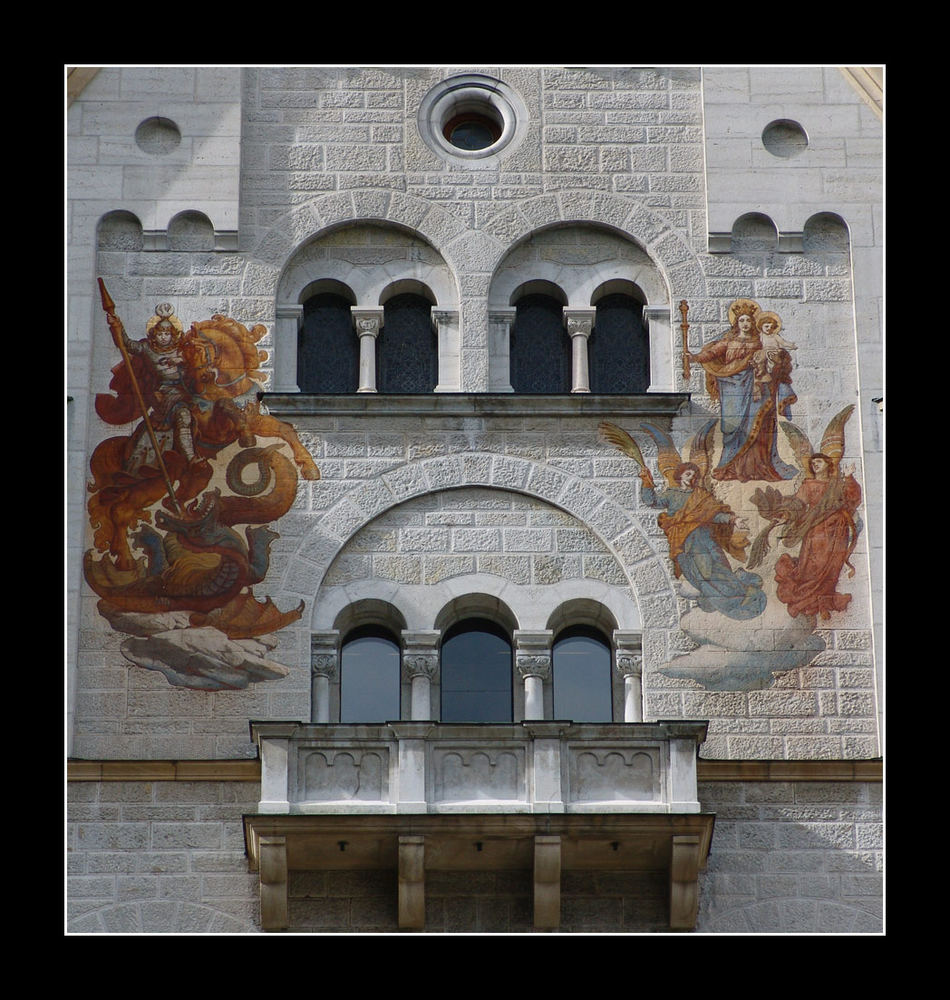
[98,278,183,515]
[679,299,691,381]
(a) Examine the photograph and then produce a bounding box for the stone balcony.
[244,720,714,931]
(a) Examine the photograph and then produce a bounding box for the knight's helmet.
[146,302,184,351]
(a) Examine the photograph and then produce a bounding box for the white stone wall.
[67,64,884,934]
[66,777,882,933]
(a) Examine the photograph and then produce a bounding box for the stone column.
[352,307,383,393]
[488,308,516,391]
[614,631,643,723]
[273,303,303,393]
[515,630,553,721]
[310,631,340,724]
[642,303,673,392]
[402,630,441,721]
[564,308,595,393]
[433,309,461,392]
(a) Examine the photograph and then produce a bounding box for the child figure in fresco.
[750,310,798,401]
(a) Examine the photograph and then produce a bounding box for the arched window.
[378,292,438,393]
[441,618,513,722]
[589,292,649,393]
[552,626,613,722]
[298,292,358,393]
[510,293,570,393]
[340,626,401,722]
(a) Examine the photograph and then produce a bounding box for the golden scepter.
[679,299,690,381]
[98,278,183,516]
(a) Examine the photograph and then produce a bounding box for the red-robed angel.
[749,405,862,620]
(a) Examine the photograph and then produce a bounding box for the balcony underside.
[244,811,715,932]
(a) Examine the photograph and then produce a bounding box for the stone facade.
[67,66,883,934]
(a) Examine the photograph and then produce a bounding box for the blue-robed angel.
[599,420,767,620]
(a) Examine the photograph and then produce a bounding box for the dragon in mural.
[83,283,320,686]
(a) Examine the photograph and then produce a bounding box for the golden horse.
[87,314,319,573]
[183,315,321,482]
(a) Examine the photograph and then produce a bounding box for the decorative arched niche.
[487,223,673,393]
[305,485,645,724]
[272,222,460,394]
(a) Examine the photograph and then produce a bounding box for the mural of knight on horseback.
[84,281,320,646]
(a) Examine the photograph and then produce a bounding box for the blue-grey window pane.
[553,629,612,722]
[340,633,401,722]
[589,293,649,393]
[378,293,438,393]
[510,294,570,393]
[298,293,359,393]
[441,620,512,722]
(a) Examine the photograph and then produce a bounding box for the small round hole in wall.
[761,119,808,158]
[135,116,182,155]
[418,74,527,165]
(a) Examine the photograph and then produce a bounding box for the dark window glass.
[589,293,649,393]
[445,114,499,150]
[441,618,512,722]
[552,626,612,722]
[298,293,358,393]
[378,293,438,393]
[340,626,401,723]
[510,293,570,393]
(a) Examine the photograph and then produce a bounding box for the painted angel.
[598,420,767,620]
[748,405,862,620]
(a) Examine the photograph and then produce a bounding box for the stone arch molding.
[243,189,709,393]
[274,452,678,640]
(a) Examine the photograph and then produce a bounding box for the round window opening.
[418,74,527,164]
[444,112,502,151]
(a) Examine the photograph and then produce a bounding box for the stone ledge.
[67,760,261,782]
[68,757,883,782]
[260,392,690,419]
[697,759,882,782]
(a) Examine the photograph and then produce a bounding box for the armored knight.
[105,302,199,472]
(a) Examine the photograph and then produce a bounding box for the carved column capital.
[615,652,642,678]
[516,655,552,682]
[404,653,438,681]
[514,629,553,681]
[613,630,643,677]
[351,307,384,338]
[563,308,595,339]
[310,631,340,679]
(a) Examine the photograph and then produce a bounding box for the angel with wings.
[599,420,767,620]
[748,405,862,620]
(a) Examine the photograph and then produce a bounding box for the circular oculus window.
[418,74,527,163]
